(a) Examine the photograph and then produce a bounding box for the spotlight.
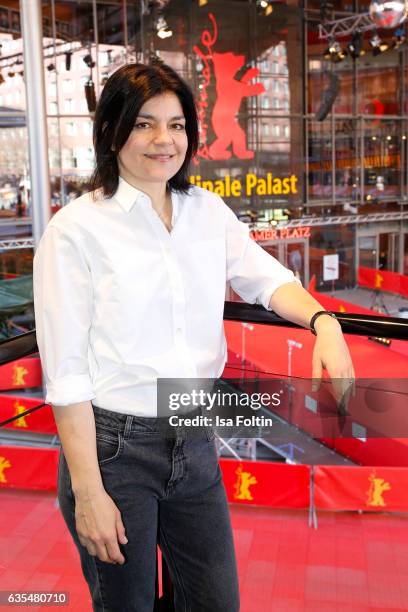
[83,53,95,68]
[198,0,208,5]
[8,71,15,78]
[324,39,347,62]
[65,51,72,71]
[393,26,406,48]
[84,78,96,112]
[148,0,171,8]
[156,16,172,38]
[47,63,55,71]
[370,33,389,55]
[257,0,273,16]
[320,1,334,22]
[347,31,365,58]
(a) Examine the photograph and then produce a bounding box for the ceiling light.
[83,54,95,68]
[156,16,172,38]
[257,0,273,16]
[65,51,72,71]
[324,39,347,62]
[393,26,406,48]
[370,33,389,55]
[347,31,365,58]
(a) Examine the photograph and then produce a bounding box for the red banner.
[358,266,408,298]
[0,394,56,434]
[0,446,59,491]
[314,465,408,512]
[219,459,310,508]
[0,357,42,391]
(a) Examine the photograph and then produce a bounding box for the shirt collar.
[113,176,151,212]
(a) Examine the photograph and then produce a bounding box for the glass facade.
[0,0,407,331]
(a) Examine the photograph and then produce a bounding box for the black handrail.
[223,302,408,340]
[1,302,408,368]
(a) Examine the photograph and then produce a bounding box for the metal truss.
[250,211,408,230]
[318,13,377,40]
[0,238,35,250]
[0,212,407,250]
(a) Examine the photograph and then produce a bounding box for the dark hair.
[89,62,199,199]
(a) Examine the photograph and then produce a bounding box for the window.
[273,80,280,93]
[62,148,76,168]
[62,79,74,93]
[64,98,74,113]
[272,61,279,74]
[79,98,89,113]
[83,121,93,136]
[66,122,76,136]
[50,101,58,115]
[272,125,281,137]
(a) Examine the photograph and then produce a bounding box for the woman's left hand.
[311,317,355,411]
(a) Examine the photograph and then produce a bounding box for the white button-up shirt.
[33,177,300,416]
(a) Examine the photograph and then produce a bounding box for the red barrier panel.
[358,266,408,298]
[0,357,42,391]
[0,394,56,434]
[314,465,408,512]
[0,446,59,491]
[219,459,310,508]
[401,274,408,298]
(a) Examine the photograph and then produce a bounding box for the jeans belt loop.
[124,415,133,439]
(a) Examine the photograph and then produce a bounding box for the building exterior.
[0,0,407,293]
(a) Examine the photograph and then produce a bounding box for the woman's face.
[117,91,188,189]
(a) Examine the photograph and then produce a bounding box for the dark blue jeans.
[57,403,240,612]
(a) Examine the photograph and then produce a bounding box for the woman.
[33,62,354,612]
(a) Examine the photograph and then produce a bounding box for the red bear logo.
[209,52,265,160]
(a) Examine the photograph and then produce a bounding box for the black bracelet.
[310,311,337,335]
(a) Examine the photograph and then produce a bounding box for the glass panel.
[334,118,361,204]
[404,234,408,275]
[358,52,402,117]
[362,119,402,202]
[308,120,333,202]
[285,242,304,284]
[358,235,377,269]
[0,126,29,219]
[262,244,280,260]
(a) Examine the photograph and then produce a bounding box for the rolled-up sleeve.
[33,223,96,406]
[224,203,302,310]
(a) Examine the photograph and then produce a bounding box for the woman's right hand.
[74,487,128,564]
